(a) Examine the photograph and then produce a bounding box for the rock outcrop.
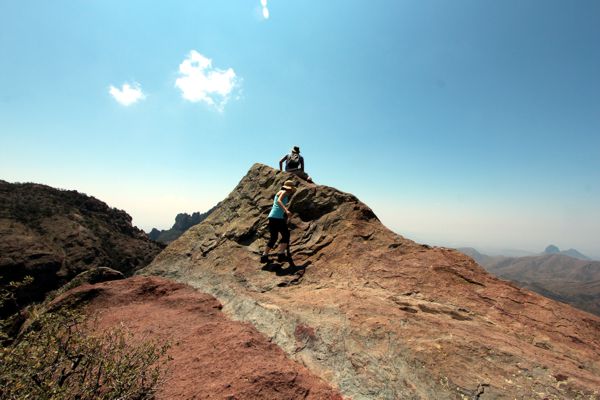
[0,180,163,318]
[142,164,600,399]
[149,208,215,244]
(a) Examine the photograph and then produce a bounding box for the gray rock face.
[141,164,600,399]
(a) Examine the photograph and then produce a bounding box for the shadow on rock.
[262,259,310,277]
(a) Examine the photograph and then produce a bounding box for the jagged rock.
[142,164,600,399]
[0,180,163,318]
[149,209,215,244]
[148,228,162,241]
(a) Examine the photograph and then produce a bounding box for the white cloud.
[175,50,239,112]
[261,0,270,19]
[109,82,145,106]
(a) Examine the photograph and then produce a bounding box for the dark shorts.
[288,169,311,182]
[267,217,290,248]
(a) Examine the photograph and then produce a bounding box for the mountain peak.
[149,208,215,244]
[543,244,591,260]
[142,163,600,398]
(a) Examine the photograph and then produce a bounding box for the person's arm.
[279,155,287,171]
[276,191,291,216]
[300,156,305,172]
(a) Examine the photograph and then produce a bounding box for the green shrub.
[0,307,170,400]
[0,277,34,341]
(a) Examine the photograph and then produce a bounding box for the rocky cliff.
[149,208,215,244]
[142,164,600,399]
[0,180,163,318]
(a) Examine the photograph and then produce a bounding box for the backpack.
[287,152,301,169]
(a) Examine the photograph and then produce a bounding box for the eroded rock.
[142,164,600,399]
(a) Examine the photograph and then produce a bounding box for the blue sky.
[1,1,599,258]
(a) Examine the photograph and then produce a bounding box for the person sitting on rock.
[279,146,313,183]
[260,180,297,263]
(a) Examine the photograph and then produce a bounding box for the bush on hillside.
[0,277,33,342]
[0,293,170,400]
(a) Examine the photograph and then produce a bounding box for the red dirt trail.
[66,276,343,400]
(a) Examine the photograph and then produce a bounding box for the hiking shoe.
[260,254,269,263]
[277,253,288,262]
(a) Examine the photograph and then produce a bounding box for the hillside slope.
[459,249,600,317]
[0,180,163,317]
[142,164,600,399]
[55,276,343,399]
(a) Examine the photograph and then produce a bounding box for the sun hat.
[292,146,300,153]
[282,180,297,190]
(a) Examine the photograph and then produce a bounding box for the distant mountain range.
[542,244,592,260]
[458,246,600,316]
[148,207,216,244]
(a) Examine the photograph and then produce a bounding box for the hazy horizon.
[3,172,598,261]
[2,1,599,259]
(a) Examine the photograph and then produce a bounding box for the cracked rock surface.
[142,163,600,399]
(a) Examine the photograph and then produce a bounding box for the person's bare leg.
[277,243,288,254]
[276,243,289,261]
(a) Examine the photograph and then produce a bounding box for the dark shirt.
[283,153,304,172]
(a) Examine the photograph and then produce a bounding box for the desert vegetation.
[0,280,170,400]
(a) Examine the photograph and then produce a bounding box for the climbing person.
[260,180,297,263]
[279,146,313,183]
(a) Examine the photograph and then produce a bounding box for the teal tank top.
[268,193,289,219]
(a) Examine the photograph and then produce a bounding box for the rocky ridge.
[0,180,163,318]
[149,208,215,244]
[142,164,600,399]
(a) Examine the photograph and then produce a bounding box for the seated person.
[279,146,313,182]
